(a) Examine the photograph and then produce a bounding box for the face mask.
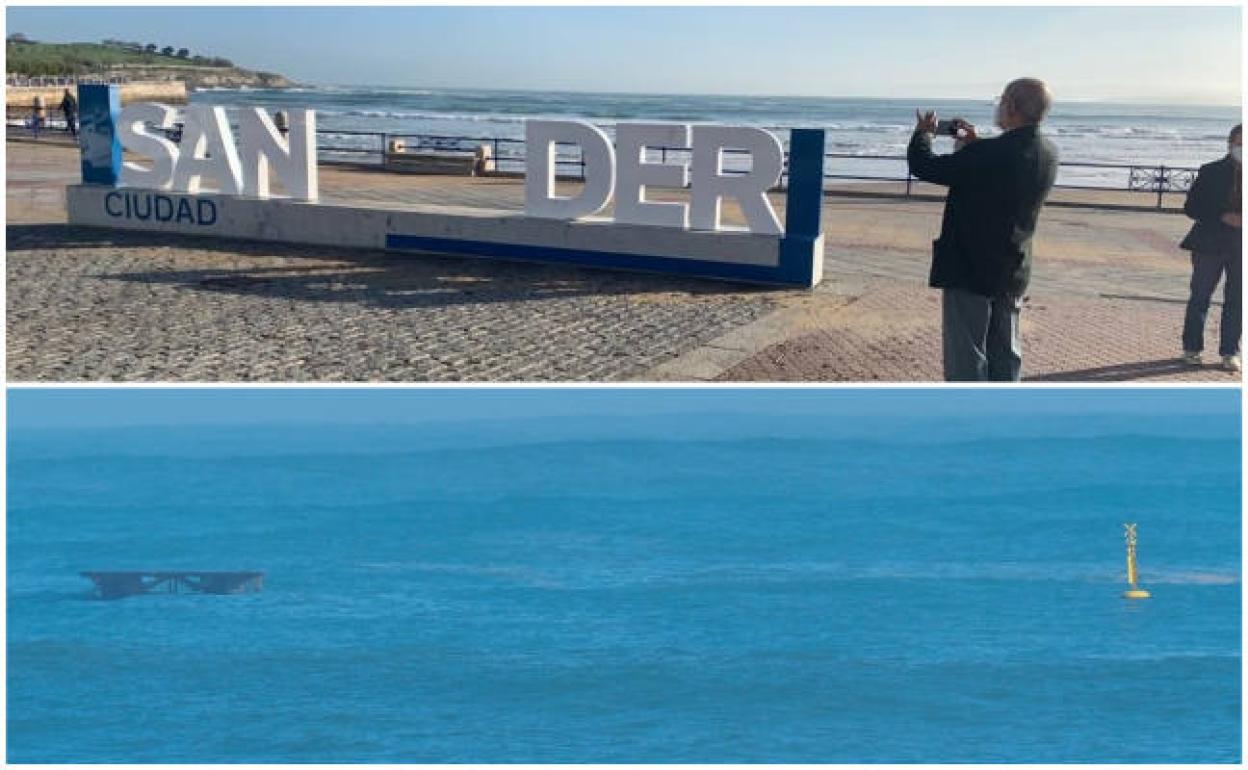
[1231,146,1242,163]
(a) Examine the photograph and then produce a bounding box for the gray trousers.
[1182,250,1241,357]
[942,288,1023,381]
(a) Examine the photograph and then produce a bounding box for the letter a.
[171,105,244,195]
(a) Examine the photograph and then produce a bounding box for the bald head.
[998,78,1053,129]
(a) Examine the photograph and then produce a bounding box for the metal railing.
[4,111,1201,209]
[6,74,130,87]
[347,131,1201,209]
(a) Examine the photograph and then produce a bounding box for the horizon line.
[283,81,1243,111]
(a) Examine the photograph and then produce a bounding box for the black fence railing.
[323,131,1204,209]
[7,74,130,87]
[5,112,1201,209]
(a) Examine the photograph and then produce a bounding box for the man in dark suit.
[907,78,1059,381]
[60,88,78,139]
[1180,124,1241,372]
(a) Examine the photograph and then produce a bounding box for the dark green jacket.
[1180,155,1241,257]
[907,125,1058,297]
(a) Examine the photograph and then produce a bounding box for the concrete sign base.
[65,185,823,287]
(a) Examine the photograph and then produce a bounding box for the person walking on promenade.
[30,94,46,140]
[907,77,1058,382]
[60,88,78,139]
[1180,124,1241,372]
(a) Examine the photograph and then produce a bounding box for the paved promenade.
[6,140,1239,382]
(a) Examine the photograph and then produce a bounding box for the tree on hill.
[176,48,190,59]
[144,43,157,53]
[7,32,30,43]
[161,45,175,56]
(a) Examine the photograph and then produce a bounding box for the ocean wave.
[351,560,1240,591]
[177,88,1239,169]
[1145,569,1240,585]
[634,561,1241,588]
[824,122,911,132]
[321,108,526,124]
[1073,651,1242,664]
[357,561,564,587]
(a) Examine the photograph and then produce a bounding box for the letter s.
[117,103,180,190]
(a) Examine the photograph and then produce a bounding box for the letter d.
[524,120,615,220]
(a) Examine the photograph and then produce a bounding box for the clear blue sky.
[6,6,1241,104]
[6,388,1239,430]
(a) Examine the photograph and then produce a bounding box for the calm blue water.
[7,409,1242,762]
[190,86,1242,186]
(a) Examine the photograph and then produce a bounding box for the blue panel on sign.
[78,84,122,186]
[775,128,827,287]
[784,129,826,239]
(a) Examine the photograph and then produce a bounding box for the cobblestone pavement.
[717,280,1238,382]
[6,225,778,381]
[6,141,1241,382]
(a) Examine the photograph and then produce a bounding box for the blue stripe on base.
[776,236,821,286]
[384,233,800,285]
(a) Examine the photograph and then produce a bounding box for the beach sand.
[6,140,1238,382]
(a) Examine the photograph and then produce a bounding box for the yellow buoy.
[1122,523,1151,599]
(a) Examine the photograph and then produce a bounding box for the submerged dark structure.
[81,571,264,599]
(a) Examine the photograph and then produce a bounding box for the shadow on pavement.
[1099,292,1220,308]
[1027,358,1236,382]
[6,223,776,311]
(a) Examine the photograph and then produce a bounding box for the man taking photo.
[1179,124,1241,373]
[908,78,1059,381]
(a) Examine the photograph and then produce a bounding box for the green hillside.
[7,39,237,76]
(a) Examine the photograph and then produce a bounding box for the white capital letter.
[614,123,690,229]
[689,126,784,235]
[117,103,180,190]
[524,120,614,220]
[171,105,244,195]
[239,107,318,201]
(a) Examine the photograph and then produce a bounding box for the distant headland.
[5,34,297,90]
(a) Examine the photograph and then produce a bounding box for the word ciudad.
[104,190,218,225]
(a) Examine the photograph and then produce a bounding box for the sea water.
[191,86,1242,187]
[7,408,1241,762]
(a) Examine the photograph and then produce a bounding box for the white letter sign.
[117,103,181,190]
[689,126,784,235]
[239,107,318,201]
[170,105,244,196]
[524,120,615,220]
[614,123,691,229]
